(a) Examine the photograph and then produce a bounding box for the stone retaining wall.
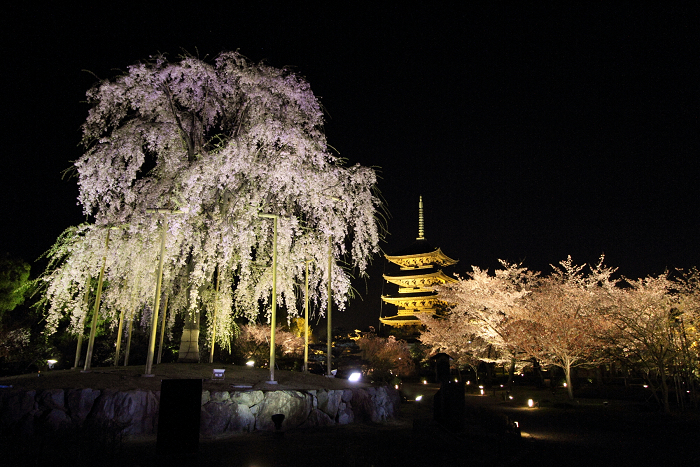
[0,386,400,438]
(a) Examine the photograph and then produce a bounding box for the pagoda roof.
[383,269,456,288]
[379,314,423,327]
[385,243,458,269]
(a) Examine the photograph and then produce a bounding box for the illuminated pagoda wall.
[380,196,458,328]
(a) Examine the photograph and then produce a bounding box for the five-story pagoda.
[380,196,458,328]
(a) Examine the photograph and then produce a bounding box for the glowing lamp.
[415,395,423,401]
[527,399,535,408]
[246,360,255,367]
[47,359,58,370]
[348,372,361,382]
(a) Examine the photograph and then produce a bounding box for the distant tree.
[38,52,383,362]
[232,323,303,366]
[0,254,31,320]
[356,331,414,382]
[516,256,617,399]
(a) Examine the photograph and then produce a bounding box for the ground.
[2,367,699,466]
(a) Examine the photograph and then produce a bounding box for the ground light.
[246,360,255,367]
[528,399,535,408]
[47,359,57,369]
[415,395,423,401]
[348,372,361,382]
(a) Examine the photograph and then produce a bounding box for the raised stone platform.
[0,386,400,438]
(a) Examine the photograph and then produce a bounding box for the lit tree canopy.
[516,256,618,398]
[41,52,383,347]
[419,261,535,368]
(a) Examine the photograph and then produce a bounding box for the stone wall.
[0,386,400,438]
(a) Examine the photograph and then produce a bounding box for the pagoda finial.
[417,196,425,240]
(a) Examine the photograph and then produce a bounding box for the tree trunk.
[506,357,516,391]
[177,256,200,363]
[659,365,670,414]
[565,361,574,400]
[178,311,200,362]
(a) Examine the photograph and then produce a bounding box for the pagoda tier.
[380,294,446,311]
[383,269,456,290]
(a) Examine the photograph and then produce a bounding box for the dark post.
[434,380,465,431]
[157,379,202,455]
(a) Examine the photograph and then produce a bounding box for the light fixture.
[527,399,535,408]
[47,359,58,369]
[348,372,361,382]
[246,360,255,367]
[415,395,423,401]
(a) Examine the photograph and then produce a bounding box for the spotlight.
[246,360,255,367]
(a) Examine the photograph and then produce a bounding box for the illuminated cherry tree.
[516,256,618,399]
[419,261,535,376]
[40,52,382,361]
[603,272,700,412]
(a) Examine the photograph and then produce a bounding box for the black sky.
[2,2,698,329]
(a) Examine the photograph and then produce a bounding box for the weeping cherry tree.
[40,51,383,363]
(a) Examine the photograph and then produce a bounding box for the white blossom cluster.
[41,52,382,348]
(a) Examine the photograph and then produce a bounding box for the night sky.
[3,3,698,329]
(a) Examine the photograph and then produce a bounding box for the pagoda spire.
[417,196,425,240]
